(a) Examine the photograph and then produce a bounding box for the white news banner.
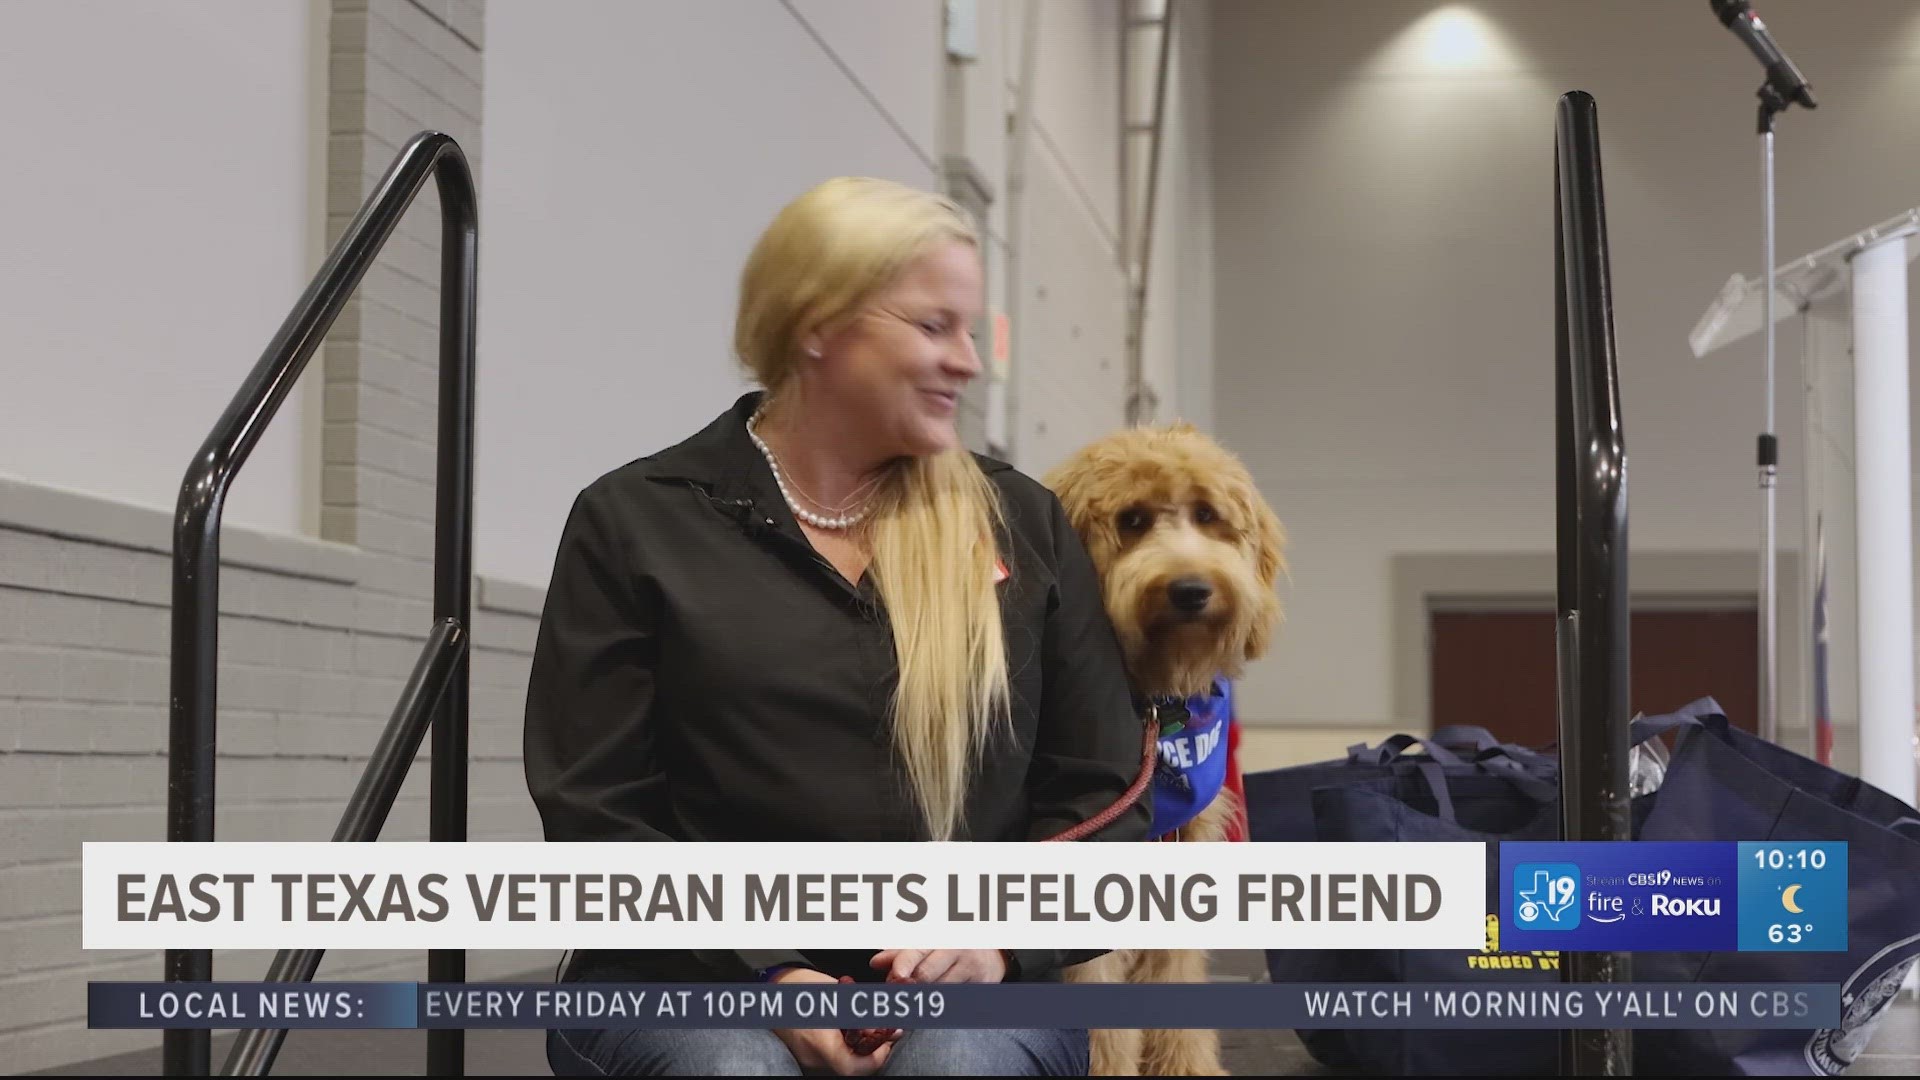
[83,841,1486,952]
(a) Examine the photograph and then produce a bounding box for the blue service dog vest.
[1147,679,1232,839]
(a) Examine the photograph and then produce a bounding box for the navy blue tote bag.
[1252,700,1920,1075]
[1631,699,1920,1075]
[1242,725,1551,844]
[1295,770,1585,1074]
[1253,734,1567,1073]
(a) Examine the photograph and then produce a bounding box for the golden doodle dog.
[1045,423,1286,1077]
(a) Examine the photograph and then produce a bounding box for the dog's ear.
[1236,480,1287,663]
[1251,493,1287,592]
[1042,451,1099,539]
[1044,449,1126,579]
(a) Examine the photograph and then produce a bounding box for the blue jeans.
[547,1027,1089,1076]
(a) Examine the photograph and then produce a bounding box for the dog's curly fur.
[1045,423,1286,1077]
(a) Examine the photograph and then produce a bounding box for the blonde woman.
[524,177,1148,1076]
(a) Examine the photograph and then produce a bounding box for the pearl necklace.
[746,411,876,530]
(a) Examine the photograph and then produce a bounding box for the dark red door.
[1429,609,1759,748]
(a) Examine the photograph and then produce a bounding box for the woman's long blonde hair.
[735,177,1010,841]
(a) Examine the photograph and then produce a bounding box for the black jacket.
[523,392,1149,985]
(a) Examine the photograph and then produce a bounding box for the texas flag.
[1813,516,1833,766]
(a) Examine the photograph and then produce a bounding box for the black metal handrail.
[1552,92,1633,1076]
[220,618,466,1076]
[165,130,477,1076]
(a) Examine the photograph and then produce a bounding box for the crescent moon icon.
[1782,884,1804,914]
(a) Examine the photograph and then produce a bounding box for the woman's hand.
[768,967,894,1075]
[869,948,1009,983]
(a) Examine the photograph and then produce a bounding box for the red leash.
[1041,712,1160,842]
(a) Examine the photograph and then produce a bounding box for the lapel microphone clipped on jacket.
[695,485,778,538]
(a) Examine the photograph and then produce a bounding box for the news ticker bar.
[89,982,1840,1031]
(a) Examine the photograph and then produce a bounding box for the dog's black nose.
[1167,577,1213,614]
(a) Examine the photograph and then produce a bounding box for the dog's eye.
[1193,503,1218,525]
[1117,507,1151,532]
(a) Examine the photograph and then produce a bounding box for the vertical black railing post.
[164,131,475,1076]
[1553,90,1634,1077]
[427,143,479,1079]
[165,464,222,1078]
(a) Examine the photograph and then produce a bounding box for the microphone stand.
[1754,78,1808,748]
[1712,0,1813,746]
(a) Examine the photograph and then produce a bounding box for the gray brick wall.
[0,482,546,1073]
[0,3,550,1073]
[324,0,484,590]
